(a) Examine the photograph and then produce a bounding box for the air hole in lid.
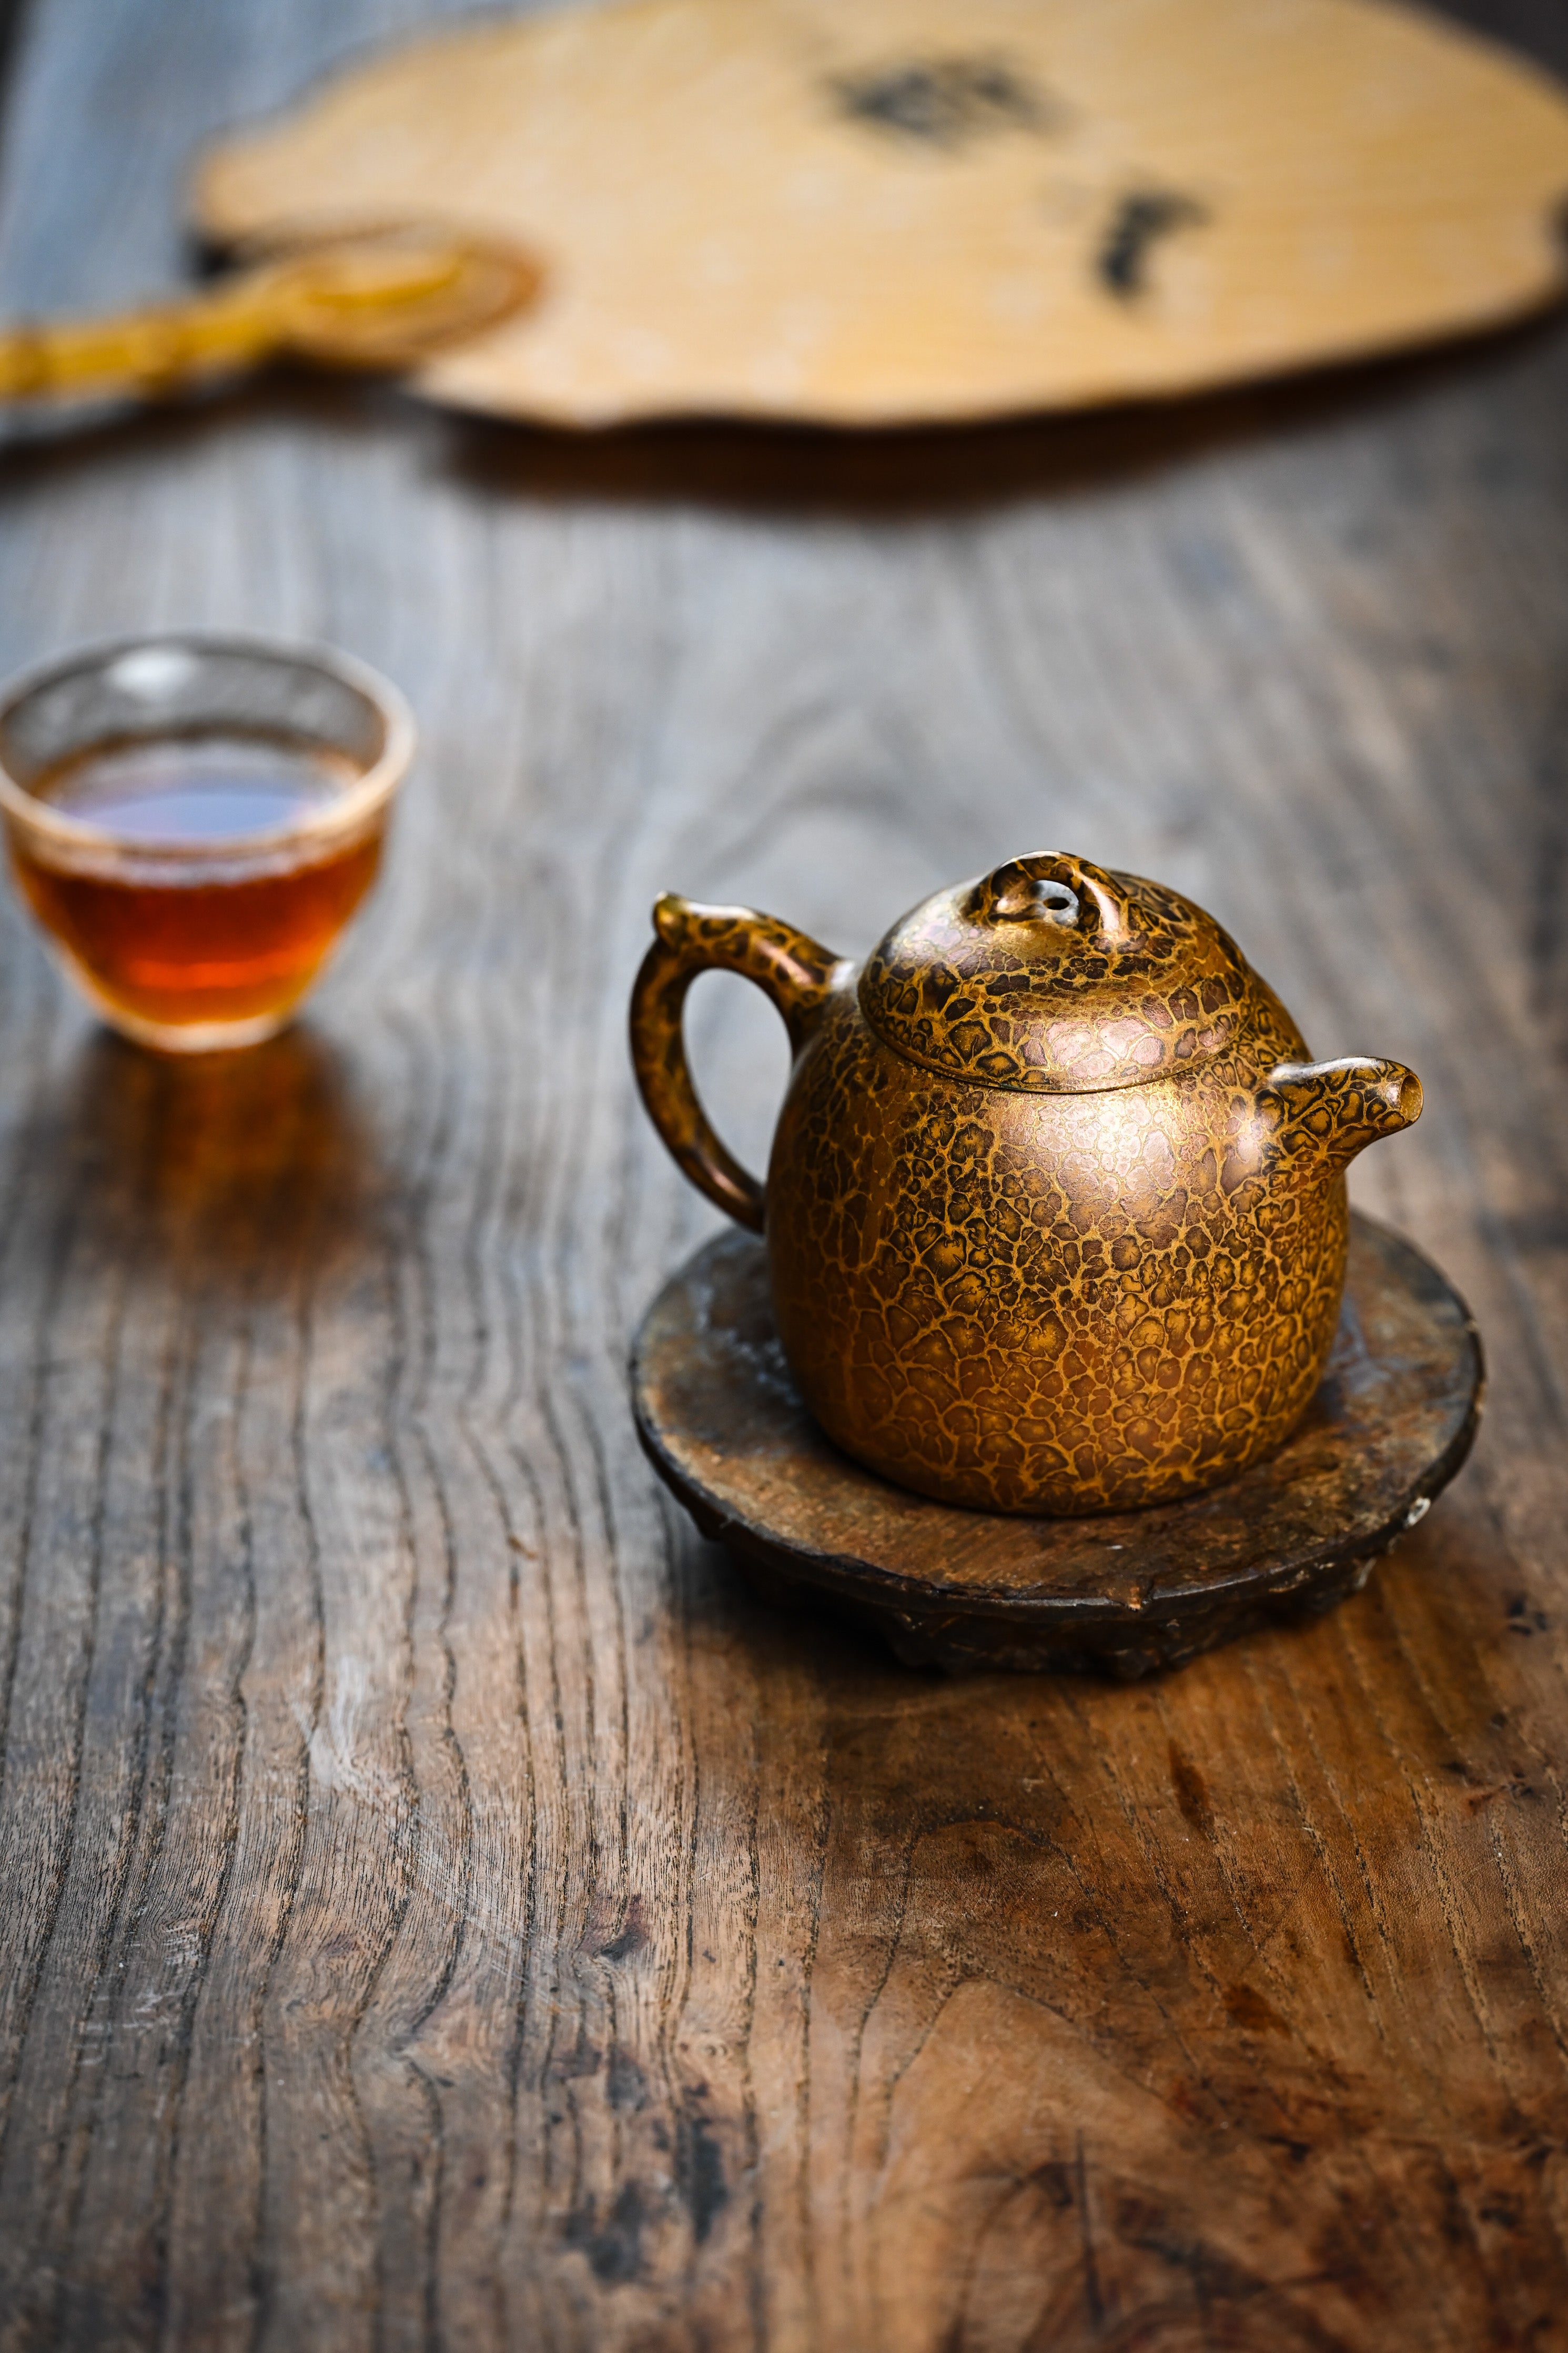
[1031,880,1079,926]
[990,872,1079,924]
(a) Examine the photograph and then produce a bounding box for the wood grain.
[0,1,1565,2346]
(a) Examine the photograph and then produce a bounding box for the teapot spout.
[1258,1057,1422,1185]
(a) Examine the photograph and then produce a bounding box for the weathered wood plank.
[0,1,1564,2348]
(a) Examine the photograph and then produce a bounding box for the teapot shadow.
[677,1476,1510,1784]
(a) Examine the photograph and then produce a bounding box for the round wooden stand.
[632,1214,1482,1677]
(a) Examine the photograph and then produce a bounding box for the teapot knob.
[970,853,1135,946]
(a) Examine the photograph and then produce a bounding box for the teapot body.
[767,981,1343,1514]
[631,855,1420,1519]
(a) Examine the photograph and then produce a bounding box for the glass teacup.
[0,631,413,1052]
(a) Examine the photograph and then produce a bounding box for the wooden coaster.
[632,1213,1482,1677]
[193,0,1568,428]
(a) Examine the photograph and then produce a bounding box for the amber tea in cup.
[0,634,412,1051]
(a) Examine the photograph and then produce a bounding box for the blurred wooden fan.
[0,226,540,407]
[195,0,1568,428]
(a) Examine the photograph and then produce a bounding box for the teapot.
[630,852,1421,1516]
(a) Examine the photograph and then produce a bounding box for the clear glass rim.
[0,628,416,867]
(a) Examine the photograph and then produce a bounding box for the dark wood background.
[0,2,1566,2346]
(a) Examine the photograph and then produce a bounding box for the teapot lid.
[859,853,1255,1094]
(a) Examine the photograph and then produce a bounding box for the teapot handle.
[630,894,848,1233]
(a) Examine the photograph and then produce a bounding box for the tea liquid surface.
[38,734,351,842]
[11,730,383,1038]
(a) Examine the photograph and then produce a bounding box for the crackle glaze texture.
[859,852,1259,1092]
[631,854,1421,1515]
[770,990,1341,1513]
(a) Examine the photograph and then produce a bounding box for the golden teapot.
[631,852,1421,1516]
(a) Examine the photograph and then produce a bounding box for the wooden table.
[0,4,1565,2347]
